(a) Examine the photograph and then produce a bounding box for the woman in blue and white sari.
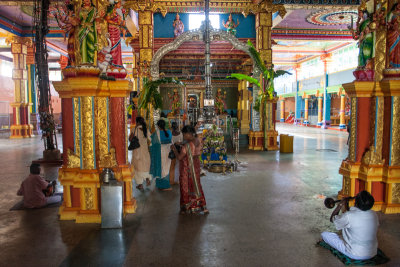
[150,119,172,190]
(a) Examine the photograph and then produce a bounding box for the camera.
[168,144,182,159]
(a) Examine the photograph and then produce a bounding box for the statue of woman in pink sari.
[387,3,400,68]
[106,0,126,67]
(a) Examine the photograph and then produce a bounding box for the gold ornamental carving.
[391,96,400,166]
[81,96,95,169]
[349,97,357,162]
[242,0,286,19]
[95,97,114,168]
[5,35,32,47]
[67,149,81,168]
[73,98,81,159]
[125,1,167,17]
[84,187,94,210]
[343,177,351,196]
[374,1,388,81]
[392,183,400,204]
[362,145,385,165]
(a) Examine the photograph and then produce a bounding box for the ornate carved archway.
[150,27,262,130]
[150,28,262,80]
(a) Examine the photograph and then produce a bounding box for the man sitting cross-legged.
[321,190,378,260]
[17,163,61,208]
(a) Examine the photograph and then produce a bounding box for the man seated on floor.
[321,190,378,260]
[17,163,61,208]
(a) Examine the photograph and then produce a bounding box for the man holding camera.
[321,190,378,260]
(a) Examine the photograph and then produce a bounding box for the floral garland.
[202,124,227,158]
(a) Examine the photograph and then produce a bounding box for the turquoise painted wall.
[154,13,256,38]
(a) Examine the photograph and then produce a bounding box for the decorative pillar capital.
[5,35,32,47]
[124,1,167,17]
[242,0,286,18]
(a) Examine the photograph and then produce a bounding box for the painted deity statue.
[173,13,184,37]
[77,0,99,65]
[168,89,181,115]
[106,0,126,67]
[222,14,239,35]
[52,4,79,66]
[215,89,227,115]
[348,2,374,69]
[387,3,400,69]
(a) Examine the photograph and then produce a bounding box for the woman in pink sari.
[171,125,208,214]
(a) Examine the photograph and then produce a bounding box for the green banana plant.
[138,77,185,114]
[227,40,291,112]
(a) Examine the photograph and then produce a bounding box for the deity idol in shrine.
[222,14,239,35]
[215,89,227,115]
[348,1,374,71]
[173,13,184,37]
[77,0,100,65]
[387,3,400,69]
[52,4,79,66]
[106,0,126,67]
[168,89,181,115]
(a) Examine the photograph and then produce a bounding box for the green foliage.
[229,40,293,108]
[138,77,184,111]
[226,73,261,88]
[247,40,267,74]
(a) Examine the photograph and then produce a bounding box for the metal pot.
[101,168,115,183]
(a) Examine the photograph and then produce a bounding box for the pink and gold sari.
[179,142,207,213]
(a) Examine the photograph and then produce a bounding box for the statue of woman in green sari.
[349,5,374,69]
[77,0,98,65]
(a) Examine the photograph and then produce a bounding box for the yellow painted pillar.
[138,10,153,75]
[303,96,309,125]
[339,93,346,129]
[280,98,285,122]
[6,36,33,139]
[239,80,250,134]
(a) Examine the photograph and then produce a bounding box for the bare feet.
[160,187,172,191]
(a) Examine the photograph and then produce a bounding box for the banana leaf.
[247,40,267,73]
[138,77,184,111]
[226,73,261,88]
[274,70,292,77]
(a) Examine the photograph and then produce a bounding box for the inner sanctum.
[0,0,400,266]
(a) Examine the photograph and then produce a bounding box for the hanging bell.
[101,168,115,183]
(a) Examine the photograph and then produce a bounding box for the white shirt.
[334,207,379,258]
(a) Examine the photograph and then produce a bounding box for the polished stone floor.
[1,124,399,266]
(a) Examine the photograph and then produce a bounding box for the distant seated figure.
[17,163,61,208]
[321,191,378,260]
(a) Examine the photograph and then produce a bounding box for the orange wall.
[284,97,295,113]
[330,95,341,116]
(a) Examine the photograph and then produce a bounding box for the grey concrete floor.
[0,124,399,267]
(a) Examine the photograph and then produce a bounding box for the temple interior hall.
[0,0,400,266]
[1,125,398,266]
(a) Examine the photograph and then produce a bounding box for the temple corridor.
[1,124,399,266]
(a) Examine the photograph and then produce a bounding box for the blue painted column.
[294,66,302,125]
[322,55,331,129]
[294,81,302,125]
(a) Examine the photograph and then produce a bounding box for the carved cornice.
[5,35,32,46]
[242,0,286,18]
[124,1,168,17]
